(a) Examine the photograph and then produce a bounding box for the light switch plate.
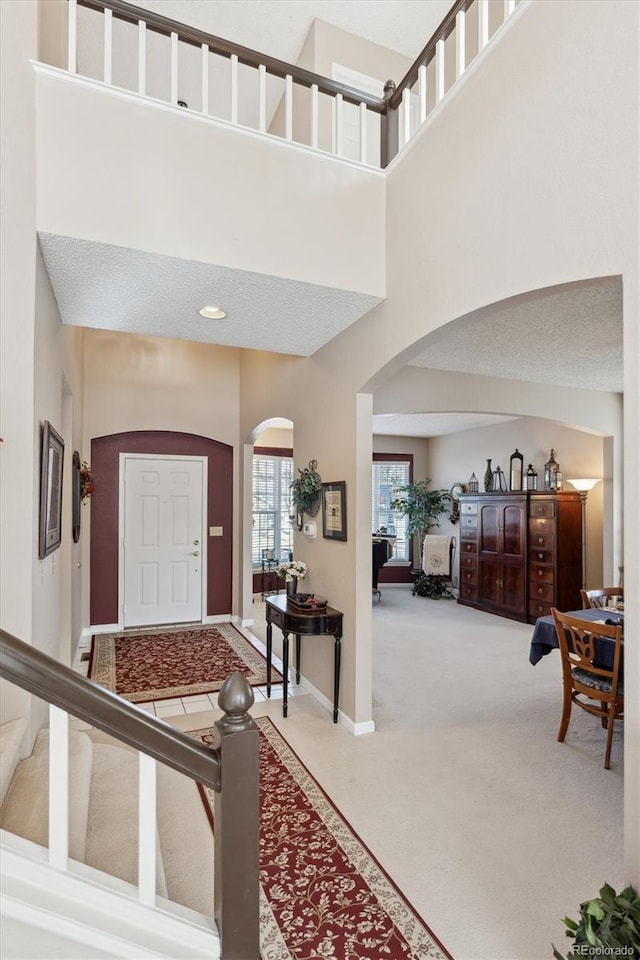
[210,526,223,536]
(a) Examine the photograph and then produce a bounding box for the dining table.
[529,607,624,666]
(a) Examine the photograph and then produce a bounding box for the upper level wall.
[34,68,386,297]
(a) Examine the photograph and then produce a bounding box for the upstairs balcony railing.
[55,0,523,169]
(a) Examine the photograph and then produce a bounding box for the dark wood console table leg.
[266,620,272,697]
[281,630,290,718]
[295,634,301,684]
[333,633,341,724]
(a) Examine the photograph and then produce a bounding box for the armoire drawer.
[529,581,554,603]
[461,540,478,554]
[460,583,478,601]
[529,518,554,536]
[460,501,477,515]
[529,599,553,619]
[530,500,556,519]
[530,547,553,565]
[530,565,554,584]
[530,531,554,550]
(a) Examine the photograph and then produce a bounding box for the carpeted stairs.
[0,717,214,916]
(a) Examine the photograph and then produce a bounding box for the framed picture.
[72,450,81,543]
[39,421,65,559]
[322,481,347,541]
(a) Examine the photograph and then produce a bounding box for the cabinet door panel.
[502,503,526,558]
[478,558,501,606]
[479,505,500,554]
[501,563,526,616]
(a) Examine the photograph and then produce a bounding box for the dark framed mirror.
[72,450,81,543]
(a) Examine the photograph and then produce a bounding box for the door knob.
[193,539,200,545]
[190,550,200,556]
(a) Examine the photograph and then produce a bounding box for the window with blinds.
[252,454,294,566]
[372,459,411,562]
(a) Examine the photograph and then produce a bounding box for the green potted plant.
[290,459,322,528]
[552,883,640,959]
[389,478,449,570]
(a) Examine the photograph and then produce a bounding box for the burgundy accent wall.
[90,431,233,625]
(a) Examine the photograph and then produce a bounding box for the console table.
[265,594,343,722]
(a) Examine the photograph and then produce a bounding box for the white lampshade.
[567,478,600,492]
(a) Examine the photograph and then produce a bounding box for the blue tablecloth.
[529,607,624,666]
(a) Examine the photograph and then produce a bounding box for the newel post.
[214,673,260,960]
[381,79,397,169]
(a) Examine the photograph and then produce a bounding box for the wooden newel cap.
[218,671,255,722]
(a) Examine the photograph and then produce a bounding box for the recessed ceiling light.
[198,306,226,319]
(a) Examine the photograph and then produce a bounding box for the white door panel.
[123,457,204,627]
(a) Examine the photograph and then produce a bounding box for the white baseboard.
[203,614,233,624]
[296,677,375,735]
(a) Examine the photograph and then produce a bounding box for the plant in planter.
[389,478,449,570]
[552,883,640,959]
[290,459,322,528]
[412,575,455,599]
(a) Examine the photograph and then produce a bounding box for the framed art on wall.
[322,481,347,541]
[72,450,81,543]
[39,420,65,558]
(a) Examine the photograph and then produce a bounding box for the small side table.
[265,594,343,722]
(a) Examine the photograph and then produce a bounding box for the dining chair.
[580,587,624,609]
[551,608,624,769]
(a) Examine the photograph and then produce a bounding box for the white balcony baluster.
[435,38,445,104]
[456,9,466,79]
[67,0,77,74]
[478,0,490,50]
[170,32,178,105]
[258,65,267,132]
[230,54,238,124]
[504,0,516,18]
[311,84,319,149]
[359,102,367,164]
[401,87,411,147]
[103,8,112,84]
[335,93,344,156]
[49,705,69,871]
[418,64,427,124]
[285,74,293,141]
[137,20,146,96]
[201,44,209,114]
[138,752,157,906]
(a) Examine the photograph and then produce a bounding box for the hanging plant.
[80,461,95,502]
[290,460,322,518]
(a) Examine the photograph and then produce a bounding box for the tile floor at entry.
[73,613,289,718]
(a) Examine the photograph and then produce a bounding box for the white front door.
[122,456,205,627]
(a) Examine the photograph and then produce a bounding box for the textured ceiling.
[373,412,519,438]
[39,234,381,356]
[409,278,623,392]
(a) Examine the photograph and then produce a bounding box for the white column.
[285,74,293,141]
[456,9,466,79]
[67,0,77,74]
[201,44,209,115]
[137,21,146,96]
[48,705,69,871]
[335,93,344,156]
[170,32,178,105]
[258,65,267,132]
[435,38,445,103]
[103,8,112,84]
[478,0,489,51]
[359,102,367,164]
[138,752,157,906]
[230,54,238,124]
[310,84,319,149]
[418,64,427,124]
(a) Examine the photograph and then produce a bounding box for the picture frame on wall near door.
[39,420,65,558]
[321,481,347,541]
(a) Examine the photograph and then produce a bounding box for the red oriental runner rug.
[89,623,282,702]
[192,717,452,960]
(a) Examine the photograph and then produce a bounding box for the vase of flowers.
[276,559,307,597]
[80,461,95,502]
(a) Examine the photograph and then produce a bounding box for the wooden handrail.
[76,0,387,113]
[387,0,474,109]
[0,628,221,791]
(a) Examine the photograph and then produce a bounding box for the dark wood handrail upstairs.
[76,0,387,114]
[387,0,474,110]
[0,628,260,960]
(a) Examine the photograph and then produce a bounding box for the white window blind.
[372,460,411,562]
[252,455,294,565]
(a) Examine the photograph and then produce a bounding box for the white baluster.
[138,21,146,96]
[359,102,367,164]
[170,32,178,105]
[418,64,427,124]
[478,0,489,51]
[311,83,319,149]
[285,74,293,141]
[435,38,445,103]
[103,8,112,84]
[201,44,209,115]
[402,87,411,147]
[230,54,238,124]
[138,752,157,906]
[335,93,344,156]
[258,65,267,132]
[456,9,466,79]
[49,706,69,871]
[504,0,516,17]
[67,0,77,74]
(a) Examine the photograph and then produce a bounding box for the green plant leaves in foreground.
[552,884,640,959]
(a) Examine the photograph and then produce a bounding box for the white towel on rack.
[423,535,452,576]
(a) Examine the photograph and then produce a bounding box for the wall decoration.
[80,460,95,502]
[291,459,322,530]
[72,451,81,543]
[321,481,347,541]
[526,463,538,490]
[39,421,65,559]
[468,472,479,493]
[484,459,493,491]
[544,449,559,491]
[509,448,524,491]
[448,482,464,523]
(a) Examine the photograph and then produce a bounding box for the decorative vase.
[286,579,297,598]
[484,459,493,492]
